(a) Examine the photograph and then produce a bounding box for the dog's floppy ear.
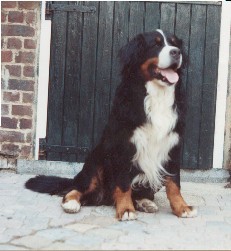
[119,34,146,70]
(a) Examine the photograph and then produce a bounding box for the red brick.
[23,92,34,103]
[20,119,32,129]
[1,104,10,116]
[2,144,20,156]
[5,65,21,77]
[12,105,32,117]
[1,2,17,8]
[18,1,40,10]
[1,11,7,22]
[21,145,32,157]
[7,37,22,49]
[15,51,35,63]
[1,51,12,62]
[24,39,36,49]
[25,12,36,24]
[0,130,24,143]
[8,11,24,23]
[8,79,34,91]
[3,91,20,102]
[1,25,35,37]
[1,117,18,129]
[23,66,34,77]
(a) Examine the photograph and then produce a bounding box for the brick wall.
[1,1,41,167]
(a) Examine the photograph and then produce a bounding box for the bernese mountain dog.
[26,29,197,221]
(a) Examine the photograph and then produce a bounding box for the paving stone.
[224,217,231,224]
[40,242,79,250]
[23,217,50,231]
[79,215,118,227]
[49,217,77,228]
[4,227,34,238]
[1,173,231,250]
[0,244,29,250]
[36,228,77,241]
[11,235,53,249]
[65,223,98,233]
[87,227,123,239]
[65,234,103,249]
[0,234,13,243]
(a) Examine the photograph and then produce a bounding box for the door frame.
[212,1,231,169]
[35,1,231,169]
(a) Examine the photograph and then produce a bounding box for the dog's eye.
[170,36,182,47]
[154,37,162,47]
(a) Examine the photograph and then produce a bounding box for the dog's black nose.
[170,48,181,60]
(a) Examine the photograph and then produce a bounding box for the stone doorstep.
[15,159,231,183]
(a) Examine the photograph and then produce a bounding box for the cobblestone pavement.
[0,173,230,250]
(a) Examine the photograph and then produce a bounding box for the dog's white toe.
[181,206,198,218]
[62,200,81,214]
[121,211,137,221]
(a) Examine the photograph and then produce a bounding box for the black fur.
[26,30,185,207]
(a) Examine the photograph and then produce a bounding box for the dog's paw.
[135,199,159,213]
[61,199,81,214]
[121,210,137,221]
[180,206,198,218]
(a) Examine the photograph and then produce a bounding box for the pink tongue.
[160,69,179,84]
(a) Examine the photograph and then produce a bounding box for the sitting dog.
[26,29,197,221]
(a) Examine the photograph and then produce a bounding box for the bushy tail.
[25,175,74,196]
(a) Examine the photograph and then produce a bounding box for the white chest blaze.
[130,80,179,190]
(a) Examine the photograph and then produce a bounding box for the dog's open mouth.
[155,67,179,85]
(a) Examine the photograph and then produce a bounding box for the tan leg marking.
[165,178,197,218]
[62,190,82,213]
[114,187,137,221]
[62,167,104,213]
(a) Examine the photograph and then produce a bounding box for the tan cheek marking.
[141,57,159,80]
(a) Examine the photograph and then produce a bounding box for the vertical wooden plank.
[160,3,176,33]
[174,3,191,167]
[61,1,83,162]
[144,2,160,32]
[110,1,129,109]
[93,1,114,146]
[175,3,191,90]
[77,1,99,162]
[182,4,207,168]
[129,1,145,39]
[46,1,68,161]
[198,5,221,169]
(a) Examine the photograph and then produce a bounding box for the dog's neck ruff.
[130,80,179,191]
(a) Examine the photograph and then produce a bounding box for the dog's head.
[119,29,184,86]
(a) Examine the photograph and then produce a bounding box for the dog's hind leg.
[132,186,158,213]
[62,158,104,213]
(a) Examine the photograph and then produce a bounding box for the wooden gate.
[40,1,221,169]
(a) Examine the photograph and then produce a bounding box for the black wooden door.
[40,1,221,169]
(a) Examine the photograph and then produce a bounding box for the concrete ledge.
[17,160,83,177]
[17,160,230,182]
[0,159,8,169]
[181,169,230,183]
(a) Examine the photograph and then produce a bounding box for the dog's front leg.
[165,177,197,218]
[113,186,137,221]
